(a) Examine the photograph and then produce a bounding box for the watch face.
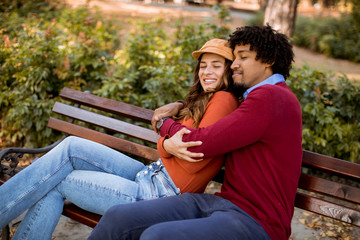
[156,119,163,130]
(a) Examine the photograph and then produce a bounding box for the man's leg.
[88,193,202,240]
[88,193,270,240]
[140,208,270,240]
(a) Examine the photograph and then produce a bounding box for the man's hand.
[151,102,184,133]
[163,128,204,162]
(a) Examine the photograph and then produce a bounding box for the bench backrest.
[50,88,360,227]
[296,151,360,226]
[50,87,160,162]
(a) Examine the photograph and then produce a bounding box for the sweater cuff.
[156,136,172,158]
[159,118,174,137]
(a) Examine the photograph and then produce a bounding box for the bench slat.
[59,87,153,123]
[47,118,160,162]
[62,202,101,228]
[298,173,360,204]
[302,150,360,180]
[52,102,159,144]
[295,192,360,227]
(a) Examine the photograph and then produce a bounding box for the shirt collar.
[243,74,285,99]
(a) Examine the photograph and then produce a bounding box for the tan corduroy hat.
[192,38,233,61]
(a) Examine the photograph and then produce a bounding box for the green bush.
[0,1,122,147]
[95,8,232,110]
[292,15,360,62]
[245,10,264,26]
[0,1,232,148]
[288,64,360,162]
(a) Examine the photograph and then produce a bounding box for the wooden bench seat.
[1,87,359,236]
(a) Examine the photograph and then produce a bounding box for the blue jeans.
[0,136,180,240]
[88,193,271,240]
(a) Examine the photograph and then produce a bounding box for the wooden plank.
[52,102,159,144]
[295,193,360,227]
[47,118,160,162]
[62,202,101,228]
[59,88,154,123]
[298,173,360,204]
[0,174,11,185]
[302,150,360,180]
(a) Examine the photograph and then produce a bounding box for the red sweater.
[158,91,239,193]
[160,82,303,239]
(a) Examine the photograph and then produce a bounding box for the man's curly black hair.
[228,25,294,79]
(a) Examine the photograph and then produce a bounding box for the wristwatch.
[156,117,171,131]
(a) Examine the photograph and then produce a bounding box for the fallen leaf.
[325,230,337,237]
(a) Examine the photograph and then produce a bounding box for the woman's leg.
[11,170,141,240]
[12,158,181,239]
[0,136,144,228]
[8,160,179,239]
[59,170,140,214]
[11,189,64,240]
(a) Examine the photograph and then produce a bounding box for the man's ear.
[265,61,275,68]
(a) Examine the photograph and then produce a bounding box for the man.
[88,25,303,240]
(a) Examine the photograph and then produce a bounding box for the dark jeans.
[88,193,270,240]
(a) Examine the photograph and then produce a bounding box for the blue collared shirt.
[243,74,285,99]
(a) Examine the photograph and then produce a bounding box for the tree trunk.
[258,0,268,11]
[263,0,299,37]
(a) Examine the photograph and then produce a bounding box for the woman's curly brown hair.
[228,25,294,79]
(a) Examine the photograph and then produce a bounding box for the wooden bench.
[1,87,360,237]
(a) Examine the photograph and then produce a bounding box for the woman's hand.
[151,102,184,133]
[163,128,204,162]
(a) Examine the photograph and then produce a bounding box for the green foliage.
[245,10,264,26]
[292,14,360,62]
[288,64,360,162]
[351,0,360,29]
[0,1,121,147]
[95,15,232,110]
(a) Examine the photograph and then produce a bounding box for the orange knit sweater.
[157,91,239,193]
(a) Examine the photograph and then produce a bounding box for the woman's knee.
[58,136,92,153]
[61,136,82,147]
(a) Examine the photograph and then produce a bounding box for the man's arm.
[162,128,204,162]
[160,88,272,159]
[151,101,185,133]
[160,92,239,165]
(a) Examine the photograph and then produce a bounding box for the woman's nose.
[204,67,213,74]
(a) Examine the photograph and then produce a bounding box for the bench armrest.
[0,137,66,176]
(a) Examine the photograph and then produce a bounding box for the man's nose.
[231,61,239,70]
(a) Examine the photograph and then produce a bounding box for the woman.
[0,39,239,239]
